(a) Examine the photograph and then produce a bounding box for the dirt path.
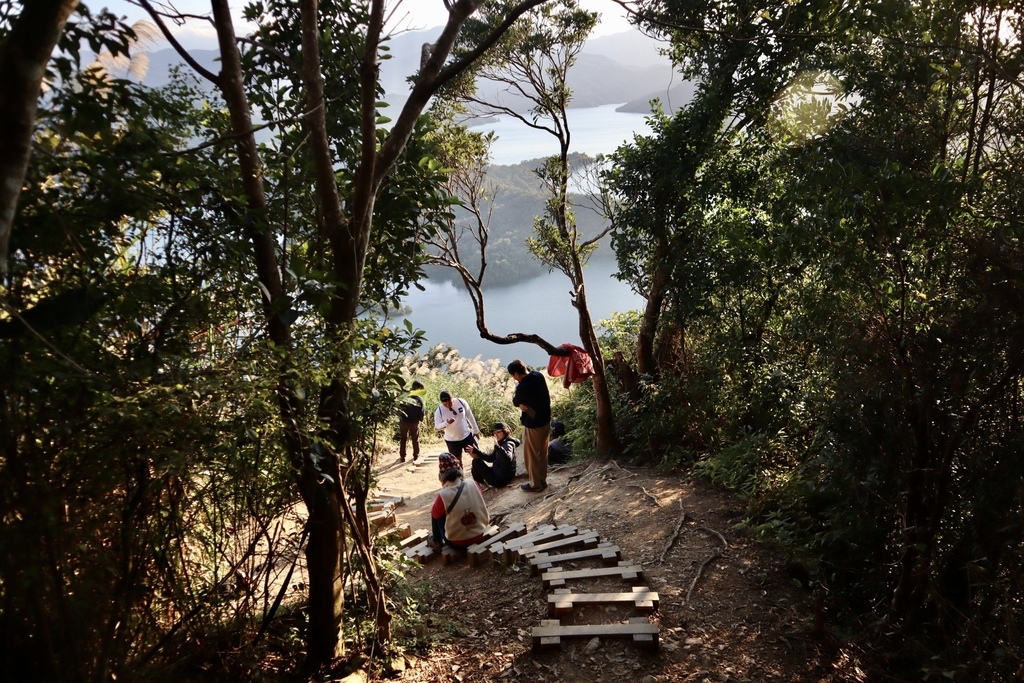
[373,436,870,683]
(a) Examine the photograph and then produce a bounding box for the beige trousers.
[522,423,551,488]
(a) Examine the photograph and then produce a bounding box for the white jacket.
[433,397,480,441]
[437,478,489,543]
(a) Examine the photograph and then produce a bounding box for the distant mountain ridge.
[134,27,693,115]
[380,26,692,114]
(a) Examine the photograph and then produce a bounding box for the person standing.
[507,359,551,492]
[428,453,489,549]
[398,380,425,462]
[433,390,480,467]
[465,422,519,489]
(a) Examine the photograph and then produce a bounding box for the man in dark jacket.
[507,359,551,492]
[398,380,425,462]
[465,422,519,489]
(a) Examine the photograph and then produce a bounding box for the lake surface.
[472,103,653,165]
[396,259,641,369]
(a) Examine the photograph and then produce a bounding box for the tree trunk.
[290,0,358,663]
[571,268,621,457]
[210,0,345,666]
[637,236,670,377]
[0,0,79,278]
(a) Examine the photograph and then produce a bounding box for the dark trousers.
[431,516,448,546]
[431,515,477,549]
[444,435,476,468]
[471,458,513,488]
[399,421,420,460]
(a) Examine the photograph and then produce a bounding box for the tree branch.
[136,0,221,86]
[237,36,302,75]
[377,0,550,181]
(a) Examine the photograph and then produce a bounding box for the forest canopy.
[0,0,1022,681]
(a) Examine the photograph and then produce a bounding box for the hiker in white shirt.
[433,389,480,467]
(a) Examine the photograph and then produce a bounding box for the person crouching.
[465,421,519,489]
[429,453,489,549]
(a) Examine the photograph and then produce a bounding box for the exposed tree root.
[566,462,602,488]
[686,549,723,605]
[629,484,661,507]
[604,460,637,477]
[696,525,729,550]
[658,501,689,564]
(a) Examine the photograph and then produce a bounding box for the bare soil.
[371,435,874,683]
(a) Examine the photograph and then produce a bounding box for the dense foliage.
[4,0,1023,679]
[0,0,445,678]
[0,42,301,680]
[599,0,1024,677]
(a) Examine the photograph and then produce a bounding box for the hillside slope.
[373,439,873,682]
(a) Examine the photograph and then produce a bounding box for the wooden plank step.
[494,524,555,550]
[489,525,577,564]
[531,617,658,651]
[441,544,466,565]
[367,508,396,529]
[502,524,576,550]
[401,539,437,563]
[405,454,439,472]
[547,586,659,617]
[528,543,621,575]
[399,529,429,549]
[495,528,577,557]
[514,531,600,561]
[442,525,500,566]
[468,522,527,566]
[542,561,645,589]
[367,495,405,511]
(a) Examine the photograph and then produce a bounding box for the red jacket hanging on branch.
[547,344,595,388]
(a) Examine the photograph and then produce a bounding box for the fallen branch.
[658,501,688,564]
[685,549,722,604]
[629,484,661,507]
[696,525,729,550]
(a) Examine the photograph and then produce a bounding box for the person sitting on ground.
[465,422,519,489]
[429,453,489,549]
[547,419,573,465]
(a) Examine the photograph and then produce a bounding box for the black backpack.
[400,395,424,422]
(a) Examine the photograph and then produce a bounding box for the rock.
[584,636,600,654]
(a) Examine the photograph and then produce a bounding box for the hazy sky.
[99,0,635,49]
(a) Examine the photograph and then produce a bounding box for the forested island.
[423,155,618,286]
[1,1,1021,682]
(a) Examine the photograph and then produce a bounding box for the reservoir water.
[472,103,653,166]
[397,258,641,369]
